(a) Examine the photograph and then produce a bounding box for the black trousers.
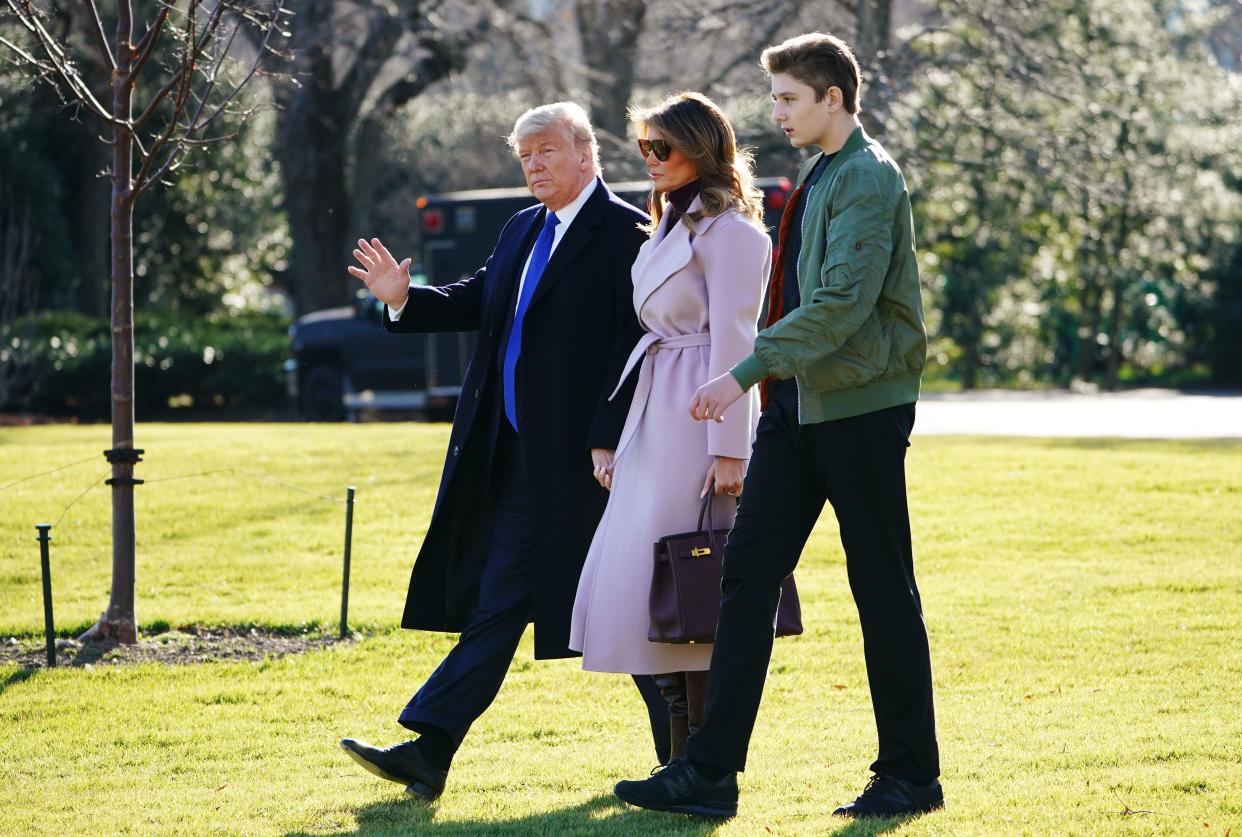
[399,423,667,758]
[683,398,940,782]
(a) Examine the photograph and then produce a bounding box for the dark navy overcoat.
[384,179,647,659]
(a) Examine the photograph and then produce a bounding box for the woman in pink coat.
[569,92,771,762]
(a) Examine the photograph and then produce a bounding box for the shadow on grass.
[285,792,936,835]
[0,667,39,696]
[824,813,934,836]
[285,793,723,836]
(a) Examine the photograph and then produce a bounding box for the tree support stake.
[340,487,355,640]
[36,524,55,668]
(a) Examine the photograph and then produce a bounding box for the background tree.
[0,9,111,317]
[4,0,1241,411]
[267,0,497,315]
[132,107,288,315]
[0,137,36,408]
[574,0,647,162]
[893,0,1242,388]
[0,0,288,642]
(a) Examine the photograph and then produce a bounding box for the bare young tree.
[0,0,288,643]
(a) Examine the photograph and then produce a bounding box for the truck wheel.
[300,364,345,421]
[427,398,459,423]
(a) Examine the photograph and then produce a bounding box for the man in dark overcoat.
[339,102,667,799]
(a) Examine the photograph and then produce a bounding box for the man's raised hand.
[348,238,412,309]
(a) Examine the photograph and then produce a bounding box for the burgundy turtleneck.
[663,179,701,230]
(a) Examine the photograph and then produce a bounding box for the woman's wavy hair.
[630,91,765,235]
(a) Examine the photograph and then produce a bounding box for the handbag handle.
[696,483,736,554]
[696,485,714,532]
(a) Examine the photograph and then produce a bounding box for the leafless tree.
[0,0,289,643]
[265,0,496,314]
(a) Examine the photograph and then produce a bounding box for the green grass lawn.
[2,424,1240,835]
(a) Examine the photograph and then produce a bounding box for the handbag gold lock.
[690,547,712,557]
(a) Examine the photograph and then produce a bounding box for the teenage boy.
[613,32,943,820]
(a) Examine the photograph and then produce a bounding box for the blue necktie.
[503,210,559,430]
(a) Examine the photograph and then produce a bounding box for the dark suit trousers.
[398,423,670,758]
[398,422,532,747]
[683,398,940,783]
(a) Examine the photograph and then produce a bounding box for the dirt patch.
[0,626,356,669]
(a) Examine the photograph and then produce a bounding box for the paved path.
[914,389,1242,438]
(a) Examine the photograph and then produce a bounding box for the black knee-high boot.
[631,674,671,765]
[653,671,689,761]
[685,670,708,737]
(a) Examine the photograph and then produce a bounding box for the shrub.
[0,310,291,419]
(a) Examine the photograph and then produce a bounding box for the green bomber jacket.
[730,125,927,424]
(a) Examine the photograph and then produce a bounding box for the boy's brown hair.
[760,32,862,113]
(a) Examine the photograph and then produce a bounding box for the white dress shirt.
[388,178,598,321]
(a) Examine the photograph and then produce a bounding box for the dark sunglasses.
[637,138,672,162]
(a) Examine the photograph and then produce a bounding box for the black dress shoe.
[832,773,944,818]
[339,738,448,800]
[614,758,738,819]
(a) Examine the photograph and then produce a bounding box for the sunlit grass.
[2,424,1240,835]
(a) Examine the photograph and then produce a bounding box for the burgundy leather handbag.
[649,489,803,644]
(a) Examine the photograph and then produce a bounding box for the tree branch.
[133,0,209,188]
[132,0,225,129]
[129,4,171,84]
[1,2,124,125]
[81,0,117,70]
[134,1,287,197]
[337,8,404,126]
[185,4,281,137]
[186,0,250,125]
[698,0,807,93]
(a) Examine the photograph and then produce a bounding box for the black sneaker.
[614,758,738,819]
[832,773,944,818]
[339,738,448,800]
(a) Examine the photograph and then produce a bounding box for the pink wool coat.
[569,198,772,674]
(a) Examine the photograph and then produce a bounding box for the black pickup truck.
[287,177,793,421]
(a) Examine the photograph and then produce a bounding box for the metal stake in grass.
[36,524,55,668]
[340,487,356,639]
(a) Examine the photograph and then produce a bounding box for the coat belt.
[608,331,711,460]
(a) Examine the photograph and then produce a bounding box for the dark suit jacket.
[384,178,647,659]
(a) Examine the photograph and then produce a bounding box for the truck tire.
[427,398,459,423]
[300,364,345,422]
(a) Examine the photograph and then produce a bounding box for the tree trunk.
[278,44,352,315]
[1102,278,1125,390]
[1103,125,1135,391]
[84,3,138,644]
[575,0,647,163]
[855,0,892,76]
[1075,278,1101,383]
[1074,190,1102,384]
[961,340,978,390]
[270,0,480,315]
[855,0,893,136]
[349,113,386,241]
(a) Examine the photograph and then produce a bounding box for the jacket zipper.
[794,171,818,426]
